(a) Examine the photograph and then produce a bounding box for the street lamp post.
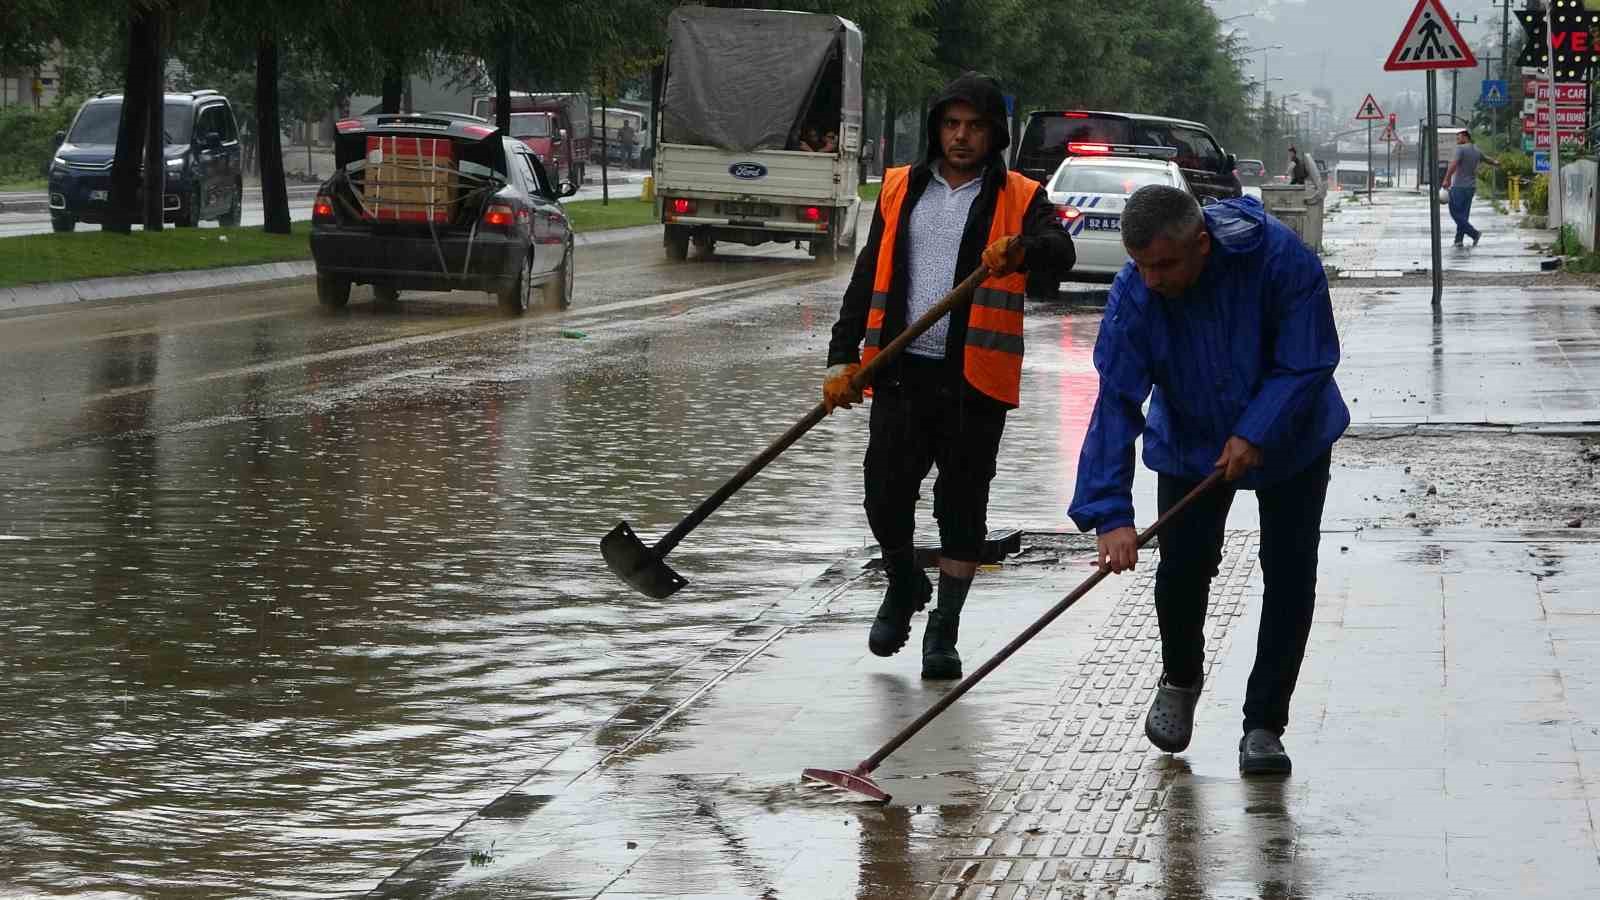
[1239,44,1284,170]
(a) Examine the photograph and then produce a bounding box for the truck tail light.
[313,195,335,222]
[483,203,515,228]
[670,197,696,215]
[801,206,828,225]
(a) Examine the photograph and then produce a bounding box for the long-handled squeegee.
[802,470,1226,802]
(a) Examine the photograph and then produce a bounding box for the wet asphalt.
[0,230,1109,896]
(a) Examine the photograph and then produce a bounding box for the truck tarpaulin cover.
[663,7,857,152]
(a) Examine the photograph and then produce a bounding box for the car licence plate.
[90,190,109,202]
[1084,215,1120,232]
[723,201,777,219]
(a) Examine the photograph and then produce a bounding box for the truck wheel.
[542,239,573,310]
[665,225,690,261]
[373,285,401,310]
[316,272,351,308]
[692,233,716,261]
[50,214,75,233]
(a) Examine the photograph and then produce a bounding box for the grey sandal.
[1145,674,1203,753]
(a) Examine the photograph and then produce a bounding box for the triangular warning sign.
[1385,0,1479,71]
[1355,93,1385,120]
[1380,123,1399,142]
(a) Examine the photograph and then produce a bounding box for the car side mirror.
[53,130,65,146]
[1223,153,1237,174]
[559,180,579,197]
[205,131,223,150]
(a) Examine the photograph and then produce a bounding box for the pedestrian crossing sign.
[1480,80,1509,107]
[1355,94,1385,121]
[1385,0,1479,71]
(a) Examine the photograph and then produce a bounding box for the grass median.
[0,226,312,289]
[0,201,654,290]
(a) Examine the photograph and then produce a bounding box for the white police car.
[1046,144,1195,279]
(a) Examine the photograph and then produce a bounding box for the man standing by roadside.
[1287,146,1309,185]
[1068,185,1348,775]
[823,72,1075,680]
[1443,130,1499,247]
[618,120,637,168]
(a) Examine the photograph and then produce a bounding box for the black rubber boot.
[868,547,932,657]
[921,573,971,679]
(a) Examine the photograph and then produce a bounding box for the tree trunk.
[883,99,897,171]
[257,35,290,235]
[107,11,154,234]
[140,5,164,231]
[600,91,609,205]
[494,49,511,135]
[649,62,663,165]
[381,66,403,115]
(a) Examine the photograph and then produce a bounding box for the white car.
[1045,149,1193,278]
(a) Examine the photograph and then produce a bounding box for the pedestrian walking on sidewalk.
[822,72,1075,680]
[1068,185,1349,775]
[1443,130,1500,247]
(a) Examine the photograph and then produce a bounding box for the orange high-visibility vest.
[861,165,1035,406]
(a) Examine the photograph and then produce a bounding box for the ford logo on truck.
[729,162,768,180]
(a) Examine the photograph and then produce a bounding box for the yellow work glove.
[981,234,1026,276]
[823,363,863,413]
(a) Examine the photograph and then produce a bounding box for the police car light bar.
[1068,142,1180,161]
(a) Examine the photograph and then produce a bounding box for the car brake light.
[462,124,494,139]
[670,197,695,215]
[313,195,335,221]
[335,118,362,133]
[1064,112,1090,118]
[1056,205,1082,222]
[1068,142,1112,155]
[483,203,515,228]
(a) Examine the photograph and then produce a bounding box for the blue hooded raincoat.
[1068,196,1350,535]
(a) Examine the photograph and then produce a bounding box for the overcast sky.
[1210,0,1514,120]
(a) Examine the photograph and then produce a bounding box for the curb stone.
[0,260,316,314]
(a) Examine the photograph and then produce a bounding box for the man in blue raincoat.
[1068,185,1349,776]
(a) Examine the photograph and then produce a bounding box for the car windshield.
[1017,115,1134,171]
[1051,164,1174,195]
[68,100,193,145]
[509,114,552,139]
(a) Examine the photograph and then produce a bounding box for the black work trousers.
[1153,449,1332,736]
[863,355,1007,562]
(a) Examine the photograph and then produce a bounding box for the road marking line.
[76,269,820,403]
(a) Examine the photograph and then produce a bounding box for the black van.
[1014,110,1242,203]
[47,90,244,232]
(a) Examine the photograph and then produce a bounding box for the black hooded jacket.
[826,73,1076,406]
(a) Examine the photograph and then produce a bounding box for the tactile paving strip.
[928,532,1260,900]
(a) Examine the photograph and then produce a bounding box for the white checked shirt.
[904,168,982,359]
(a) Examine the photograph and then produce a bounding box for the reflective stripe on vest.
[861,165,1037,406]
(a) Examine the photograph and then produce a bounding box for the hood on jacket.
[923,72,1011,165]
[1203,195,1268,256]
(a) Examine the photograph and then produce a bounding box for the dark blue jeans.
[1448,185,1479,244]
[1152,449,1332,736]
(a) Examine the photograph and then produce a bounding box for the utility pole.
[1451,10,1480,121]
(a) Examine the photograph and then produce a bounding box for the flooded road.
[0,235,1105,897]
